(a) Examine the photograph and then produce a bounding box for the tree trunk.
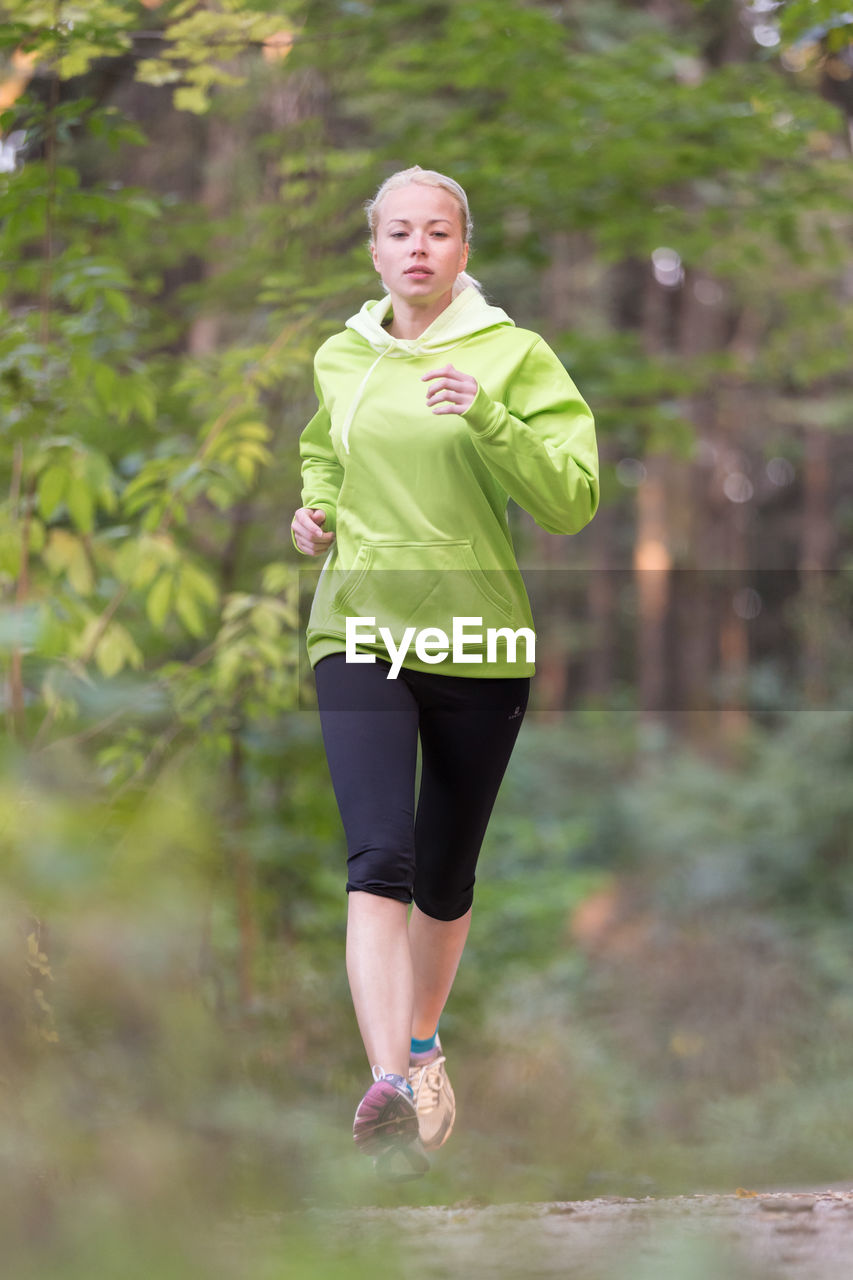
[585,485,619,702]
[634,454,671,718]
[799,426,835,704]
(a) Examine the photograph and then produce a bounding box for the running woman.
[291,166,598,1178]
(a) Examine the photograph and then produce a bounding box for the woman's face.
[371,184,469,310]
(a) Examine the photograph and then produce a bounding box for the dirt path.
[289,1190,853,1279]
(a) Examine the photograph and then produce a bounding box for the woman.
[291,166,598,1178]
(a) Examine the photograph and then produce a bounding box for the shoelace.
[410,1054,446,1113]
[371,1065,414,1100]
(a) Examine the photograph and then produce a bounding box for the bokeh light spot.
[723,472,754,503]
[616,458,647,487]
[766,456,795,487]
[652,247,684,288]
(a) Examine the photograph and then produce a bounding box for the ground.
[245,1189,853,1279]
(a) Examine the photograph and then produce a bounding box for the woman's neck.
[385,289,454,340]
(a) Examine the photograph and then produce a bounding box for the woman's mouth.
[405,268,433,277]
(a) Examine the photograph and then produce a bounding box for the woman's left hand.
[422,364,479,415]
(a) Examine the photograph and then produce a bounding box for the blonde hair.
[365,165,482,297]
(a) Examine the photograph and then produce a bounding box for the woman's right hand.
[291,507,336,556]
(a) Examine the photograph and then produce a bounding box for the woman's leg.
[408,904,472,1041]
[347,892,412,1078]
[404,672,530,1152]
[313,655,420,1077]
[410,672,530,1018]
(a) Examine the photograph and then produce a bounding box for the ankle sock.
[410,1030,438,1058]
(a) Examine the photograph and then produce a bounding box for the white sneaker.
[408,1037,456,1151]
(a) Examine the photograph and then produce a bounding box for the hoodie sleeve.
[292,367,344,555]
[461,337,599,535]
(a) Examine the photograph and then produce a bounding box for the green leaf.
[222,593,252,622]
[213,646,243,692]
[133,550,165,589]
[135,58,183,87]
[95,622,143,678]
[67,542,94,596]
[0,529,21,577]
[28,518,46,555]
[97,482,118,514]
[132,381,158,426]
[94,363,118,407]
[38,464,69,520]
[145,573,174,627]
[43,529,94,595]
[173,85,210,114]
[205,482,236,510]
[175,590,206,638]
[261,563,296,595]
[146,572,174,629]
[238,422,272,442]
[95,628,126,678]
[104,290,131,322]
[181,564,219,607]
[250,602,281,639]
[66,481,95,534]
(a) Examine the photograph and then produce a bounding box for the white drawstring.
[339,332,464,453]
[341,346,391,453]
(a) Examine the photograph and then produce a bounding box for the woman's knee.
[346,840,416,903]
[412,883,474,922]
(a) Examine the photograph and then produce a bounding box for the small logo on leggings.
[508,705,523,720]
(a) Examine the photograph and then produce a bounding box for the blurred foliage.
[5,702,853,1269]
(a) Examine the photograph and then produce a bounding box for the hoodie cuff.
[461,382,504,439]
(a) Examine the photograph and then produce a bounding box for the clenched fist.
[422,363,479,415]
[291,506,335,556]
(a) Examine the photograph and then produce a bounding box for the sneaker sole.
[353,1078,420,1156]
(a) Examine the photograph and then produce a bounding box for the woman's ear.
[370,241,381,273]
[460,241,469,272]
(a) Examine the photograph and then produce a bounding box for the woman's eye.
[432,232,448,238]
[390,232,407,239]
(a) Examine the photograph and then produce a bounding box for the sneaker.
[408,1037,456,1151]
[353,1066,429,1179]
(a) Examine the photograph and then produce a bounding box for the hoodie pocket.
[329,542,371,616]
[331,539,516,634]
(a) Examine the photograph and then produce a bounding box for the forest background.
[1,0,853,1276]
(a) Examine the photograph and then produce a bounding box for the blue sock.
[410,1030,438,1056]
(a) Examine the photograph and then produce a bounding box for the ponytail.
[452,270,483,297]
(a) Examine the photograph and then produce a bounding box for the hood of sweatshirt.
[346,284,515,354]
[338,286,515,451]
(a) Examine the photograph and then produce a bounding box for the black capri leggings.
[314,654,530,921]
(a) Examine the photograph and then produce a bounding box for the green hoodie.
[296,286,598,677]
